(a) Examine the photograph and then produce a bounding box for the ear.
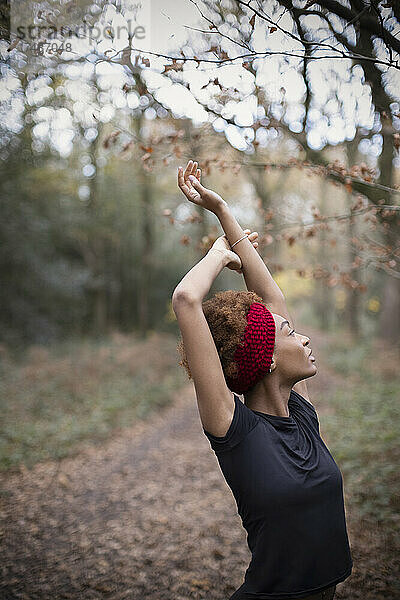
[269,356,276,373]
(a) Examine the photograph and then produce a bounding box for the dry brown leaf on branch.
[364,213,378,223]
[262,234,274,245]
[352,256,363,267]
[351,196,365,211]
[139,145,153,153]
[173,146,182,158]
[345,178,353,193]
[249,14,256,31]
[219,49,229,60]
[120,140,134,153]
[186,213,203,224]
[311,206,321,219]
[218,160,227,172]
[327,276,338,287]
[142,160,154,173]
[162,62,183,74]
[103,131,120,149]
[232,163,241,175]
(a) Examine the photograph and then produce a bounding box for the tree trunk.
[345,214,360,338]
[345,139,361,339]
[316,178,334,330]
[378,120,400,345]
[350,27,400,344]
[379,220,400,346]
[86,121,107,336]
[135,114,154,338]
[137,172,153,338]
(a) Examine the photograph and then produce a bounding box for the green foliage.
[320,337,400,528]
[326,343,370,376]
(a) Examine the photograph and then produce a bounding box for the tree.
[135,0,399,342]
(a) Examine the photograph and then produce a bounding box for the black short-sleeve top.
[203,390,353,600]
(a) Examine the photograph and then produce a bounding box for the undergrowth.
[0,331,186,472]
[320,334,400,530]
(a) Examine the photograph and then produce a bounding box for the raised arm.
[214,203,288,309]
[180,161,295,326]
[178,160,310,401]
[172,248,235,436]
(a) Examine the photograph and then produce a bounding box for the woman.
[172,160,353,600]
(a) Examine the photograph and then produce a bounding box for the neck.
[243,376,294,417]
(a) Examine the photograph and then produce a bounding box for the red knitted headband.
[225,302,276,394]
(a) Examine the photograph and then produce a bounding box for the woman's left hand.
[210,229,259,274]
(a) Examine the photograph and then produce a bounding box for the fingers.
[244,229,258,240]
[182,160,201,181]
[177,166,191,197]
[177,166,186,189]
[183,160,193,181]
[190,161,198,177]
[188,174,206,193]
[241,229,259,249]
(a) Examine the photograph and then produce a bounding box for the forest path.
[1,326,397,599]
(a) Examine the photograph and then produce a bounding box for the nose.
[301,335,310,346]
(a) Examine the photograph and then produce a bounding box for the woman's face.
[272,313,317,381]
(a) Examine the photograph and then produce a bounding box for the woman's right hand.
[210,229,259,274]
[177,160,228,214]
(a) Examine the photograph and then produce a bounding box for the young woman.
[172,160,353,600]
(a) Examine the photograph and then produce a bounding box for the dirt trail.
[1,327,398,599]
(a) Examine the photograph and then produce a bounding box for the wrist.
[213,199,229,216]
[208,247,230,267]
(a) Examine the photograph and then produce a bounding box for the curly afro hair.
[176,289,267,386]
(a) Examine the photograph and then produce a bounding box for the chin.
[305,363,317,378]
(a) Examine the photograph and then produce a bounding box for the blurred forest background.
[0,1,399,598]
